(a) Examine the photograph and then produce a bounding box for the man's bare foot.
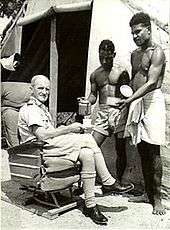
[128,193,149,203]
[152,200,166,215]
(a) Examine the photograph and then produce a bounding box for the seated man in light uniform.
[18,75,134,226]
[87,40,132,186]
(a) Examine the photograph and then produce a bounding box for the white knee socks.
[81,171,96,208]
[94,151,116,185]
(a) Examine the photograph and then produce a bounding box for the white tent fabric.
[85,0,136,97]
[85,0,169,97]
[17,0,92,26]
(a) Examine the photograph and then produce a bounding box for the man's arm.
[87,73,98,105]
[118,46,165,108]
[130,52,135,87]
[32,123,83,141]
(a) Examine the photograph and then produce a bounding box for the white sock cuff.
[81,171,96,179]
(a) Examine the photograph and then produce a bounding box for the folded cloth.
[124,98,144,145]
[124,89,166,146]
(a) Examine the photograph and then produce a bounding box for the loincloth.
[124,89,166,145]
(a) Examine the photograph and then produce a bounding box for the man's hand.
[115,99,130,110]
[69,122,84,133]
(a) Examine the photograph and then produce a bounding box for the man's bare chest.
[95,69,120,87]
[132,49,152,75]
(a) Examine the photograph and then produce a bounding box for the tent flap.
[17,1,92,26]
[17,8,54,26]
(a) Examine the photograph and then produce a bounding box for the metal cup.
[77,97,91,116]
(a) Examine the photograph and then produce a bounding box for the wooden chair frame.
[7,140,82,219]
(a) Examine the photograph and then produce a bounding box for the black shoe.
[102,180,134,195]
[83,205,108,225]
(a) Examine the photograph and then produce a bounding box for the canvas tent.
[1,0,169,123]
[1,0,169,198]
[1,0,136,125]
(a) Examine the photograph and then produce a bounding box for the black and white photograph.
[0,0,170,229]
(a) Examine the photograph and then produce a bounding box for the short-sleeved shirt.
[18,96,102,163]
[18,96,54,143]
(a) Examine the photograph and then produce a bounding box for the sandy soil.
[1,150,170,230]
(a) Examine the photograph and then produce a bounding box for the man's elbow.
[88,95,96,105]
[148,81,158,90]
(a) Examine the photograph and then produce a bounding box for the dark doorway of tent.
[20,10,92,113]
[56,10,92,112]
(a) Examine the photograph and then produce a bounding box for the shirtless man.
[87,40,133,189]
[116,13,166,215]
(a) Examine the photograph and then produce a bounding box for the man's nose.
[133,34,138,39]
[42,88,47,94]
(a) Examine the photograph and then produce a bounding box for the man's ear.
[30,85,34,94]
[147,26,151,34]
[113,52,116,57]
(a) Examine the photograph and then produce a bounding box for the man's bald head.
[31,75,50,87]
[30,75,50,103]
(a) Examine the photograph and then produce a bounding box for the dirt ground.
[1,150,170,230]
[1,187,170,230]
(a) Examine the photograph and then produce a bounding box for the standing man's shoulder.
[131,48,141,59]
[90,66,102,82]
[112,62,128,76]
[151,44,166,64]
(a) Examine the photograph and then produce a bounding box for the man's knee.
[79,148,95,165]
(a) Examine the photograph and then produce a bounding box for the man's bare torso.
[131,45,165,91]
[93,64,125,104]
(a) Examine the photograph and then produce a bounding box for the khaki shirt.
[18,96,54,143]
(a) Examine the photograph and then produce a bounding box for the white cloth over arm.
[124,89,166,146]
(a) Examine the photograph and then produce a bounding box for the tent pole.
[49,16,58,127]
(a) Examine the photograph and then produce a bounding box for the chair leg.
[69,187,73,199]
[33,191,58,208]
[78,180,82,189]
[50,192,60,208]
[73,181,84,196]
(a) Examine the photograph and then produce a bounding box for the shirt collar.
[28,96,48,112]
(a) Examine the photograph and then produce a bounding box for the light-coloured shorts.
[93,104,128,137]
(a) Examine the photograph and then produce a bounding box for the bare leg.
[92,131,107,184]
[92,130,106,147]
[148,143,166,215]
[115,135,127,183]
[92,131,134,193]
[138,141,165,215]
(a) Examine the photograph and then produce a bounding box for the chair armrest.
[7,140,46,154]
